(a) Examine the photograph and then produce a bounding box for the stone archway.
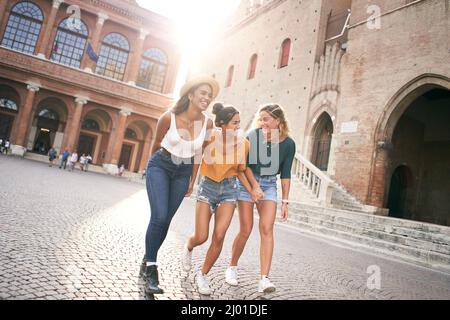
[370,74,450,226]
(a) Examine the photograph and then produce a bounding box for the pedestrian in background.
[68,151,78,172]
[59,149,70,169]
[48,147,57,167]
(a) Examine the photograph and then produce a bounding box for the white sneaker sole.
[198,289,211,295]
[258,286,276,294]
[225,279,238,286]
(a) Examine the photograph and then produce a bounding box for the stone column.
[11,83,40,156]
[65,97,88,152]
[138,129,153,172]
[36,0,64,58]
[103,109,130,175]
[81,12,108,72]
[368,143,390,211]
[125,29,149,85]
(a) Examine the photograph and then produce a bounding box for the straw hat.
[179,75,220,100]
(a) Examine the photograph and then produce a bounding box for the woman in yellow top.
[181,102,262,295]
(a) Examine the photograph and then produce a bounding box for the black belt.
[160,148,172,156]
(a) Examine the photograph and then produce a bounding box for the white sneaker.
[181,243,192,271]
[196,271,211,295]
[258,277,276,293]
[225,266,238,286]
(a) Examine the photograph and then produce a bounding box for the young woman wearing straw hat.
[141,75,219,295]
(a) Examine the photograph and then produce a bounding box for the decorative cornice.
[89,0,144,24]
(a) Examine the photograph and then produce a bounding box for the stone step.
[331,203,365,211]
[287,213,450,256]
[281,218,450,270]
[288,201,450,236]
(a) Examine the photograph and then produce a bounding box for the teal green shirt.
[247,128,296,179]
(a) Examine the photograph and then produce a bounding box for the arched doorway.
[387,166,413,219]
[79,109,112,165]
[311,112,333,171]
[33,109,59,154]
[31,98,68,155]
[0,85,21,141]
[121,121,151,172]
[376,80,450,226]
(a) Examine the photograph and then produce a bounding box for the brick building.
[190,0,450,226]
[0,0,181,174]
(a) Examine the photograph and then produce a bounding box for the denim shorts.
[237,174,277,203]
[197,176,238,214]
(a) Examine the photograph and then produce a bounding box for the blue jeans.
[145,149,193,262]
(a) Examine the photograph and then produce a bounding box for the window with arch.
[82,119,100,131]
[226,65,234,88]
[96,33,130,81]
[51,18,88,68]
[38,109,59,120]
[279,38,291,68]
[125,128,137,140]
[248,54,258,79]
[0,98,18,111]
[136,48,168,92]
[1,2,43,54]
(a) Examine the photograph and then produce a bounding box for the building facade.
[0,0,181,174]
[190,0,450,226]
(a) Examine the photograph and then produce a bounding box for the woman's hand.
[280,203,288,222]
[251,186,264,202]
[185,184,194,197]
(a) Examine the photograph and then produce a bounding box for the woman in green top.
[225,104,296,294]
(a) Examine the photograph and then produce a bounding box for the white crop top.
[160,112,209,158]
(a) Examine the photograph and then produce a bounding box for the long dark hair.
[212,102,239,127]
[172,83,211,115]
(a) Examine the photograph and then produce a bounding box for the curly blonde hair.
[251,104,290,139]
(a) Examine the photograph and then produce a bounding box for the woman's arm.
[237,171,252,193]
[150,111,171,156]
[185,118,214,197]
[280,178,291,222]
[279,139,296,222]
[244,167,264,202]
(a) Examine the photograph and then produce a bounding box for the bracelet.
[281,199,289,204]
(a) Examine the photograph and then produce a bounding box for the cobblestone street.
[1,156,450,300]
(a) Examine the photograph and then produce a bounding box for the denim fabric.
[145,149,193,262]
[197,176,238,214]
[237,174,277,203]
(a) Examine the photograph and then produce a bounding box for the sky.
[136,0,241,97]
